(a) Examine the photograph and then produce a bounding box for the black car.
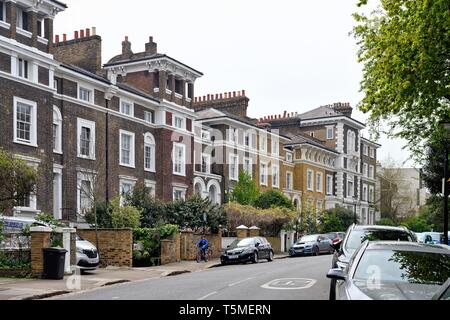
[327,241,450,300]
[221,237,274,265]
[329,224,417,300]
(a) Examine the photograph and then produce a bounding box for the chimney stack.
[63,33,67,41]
[145,36,158,55]
[122,36,133,58]
[74,31,79,39]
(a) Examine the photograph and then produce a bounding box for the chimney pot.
[220,93,223,99]
[86,28,90,37]
[63,33,67,41]
[228,92,232,98]
[92,27,96,36]
[55,35,60,43]
[215,94,219,100]
[233,91,236,97]
[242,90,246,96]
[203,96,206,102]
[80,29,85,38]
[125,36,128,42]
[74,31,79,39]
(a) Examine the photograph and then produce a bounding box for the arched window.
[347,130,356,153]
[53,106,62,153]
[144,132,156,172]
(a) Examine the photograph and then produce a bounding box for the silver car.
[76,234,99,271]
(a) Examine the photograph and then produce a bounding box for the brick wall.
[53,36,103,74]
[0,52,11,73]
[77,229,133,268]
[30,230,51,277]
[266,236,281,254]
[179,232,222,260]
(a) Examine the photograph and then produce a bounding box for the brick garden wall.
[179,232,222,261]
[77,229,132,268]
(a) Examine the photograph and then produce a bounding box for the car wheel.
[267,251,274,262]
[252,251,259,264]
[329,279,336,300]
[314,246,320,256]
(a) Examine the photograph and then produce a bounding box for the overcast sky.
[54,0,415,167]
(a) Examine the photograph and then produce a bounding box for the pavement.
[53,254,332,300]
[0,254,290,300]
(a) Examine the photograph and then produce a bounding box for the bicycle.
[196,248,213,263]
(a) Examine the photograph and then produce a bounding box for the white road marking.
[198,291,217,300]
[228,277,255,287]
[261,278,317,290]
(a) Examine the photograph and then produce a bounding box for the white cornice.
[0,36,56,65]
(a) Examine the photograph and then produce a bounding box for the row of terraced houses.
[0,0,381,227]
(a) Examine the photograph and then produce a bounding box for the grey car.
[76,234,99,271]
[289,234,333,257]
[327,241,450,300]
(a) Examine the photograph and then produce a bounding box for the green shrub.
[401,216,433,233]
[229,171,260,205]
[319,208,355,233]
[110,197,141,229]
[224,202,295,237]
[254,190,294,210]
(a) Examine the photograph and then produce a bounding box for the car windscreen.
[229,238,255,248]
[299,235,318,243]
[353,249,450,286]
[345,229,413,252]
[325,233,337,239]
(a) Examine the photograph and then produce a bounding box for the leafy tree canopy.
[319,208,356,233]
[229,171,260,206]
[254,190,294,210]
[353,0,450,160]
[0,149,38,211]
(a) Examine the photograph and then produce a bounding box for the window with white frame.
[369,186,375,203]
[201,153,211,174]
[173,116,185,130]
[347,179,354,197]
[244,157,253,177]
[201,130,211,141]
[78,86,92,102]
[362,184,368,201]
[307,170,314,191]
[77,119,95,159]
[229,154,238,181]
[286,152,293,162]
[326,175,333,195]
[53,106,62,153]
[173,187,186,201]
[14,97,37,146]
[120,130,135,167]
[120,179,136,205]
[260,162,268,186]
[17,58,29,79]
[251,133,257,149]
[173,143,186,176]
[144,132,155,172]
[317,200,323,214]
[79,179,93,214]
[229,127,238,144]
[369,147,375,158]
[16,7,27,30]
[37,19,44,37]
[272,164,279,188]
[120,99,134,116]
[286,171,293,190]
[271,138,279,156]
[326,127,334,140]
[244,131,251,148]
[144,111,154,124]
[347,130,356,153]
[363,145,369,156]
[363,163,369,177]
[369,165,375,179]
[316,172,323,192]
[0,1,5,22]
[260,135,267,152]
[145,180,156,198]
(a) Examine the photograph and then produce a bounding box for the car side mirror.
[327,268,346,281]
[255,243,260,247]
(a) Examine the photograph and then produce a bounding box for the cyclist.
[196,235,209,262]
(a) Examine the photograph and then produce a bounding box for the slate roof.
[285,132,339,154]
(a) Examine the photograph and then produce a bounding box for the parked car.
[289,234,333,257]
[221,237,274,265]
[432,278,450,300]
[329,224,417,300]
[75,234,99,271]
[324,232,346,244]
[327,241,450,300]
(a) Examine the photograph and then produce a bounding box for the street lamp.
[443,122,450,246]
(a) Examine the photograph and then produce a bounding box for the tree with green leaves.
[254,190,294,210]
[229,171,260,205]
[353,0,450,160]
[319,208,356,233]
[0,149,38,212]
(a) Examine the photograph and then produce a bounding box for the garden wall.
[179,231,222,261]
[266,237,282,254]
[78,229,133,268]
